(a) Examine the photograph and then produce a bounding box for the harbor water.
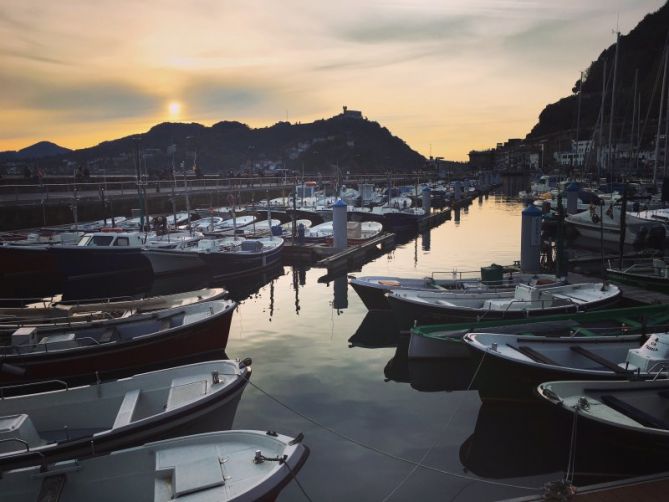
[10,193,651,501]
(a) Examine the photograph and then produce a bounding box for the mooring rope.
[247,370,542,495]
[381,350,490,501]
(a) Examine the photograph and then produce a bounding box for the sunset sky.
[0,0,665,160]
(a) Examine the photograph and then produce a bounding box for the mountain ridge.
[2,114,426,174]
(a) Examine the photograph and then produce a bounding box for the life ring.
[591,212,600,224]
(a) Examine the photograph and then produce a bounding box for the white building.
[554,140,593,166]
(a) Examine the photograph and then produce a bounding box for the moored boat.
[186,237,284,280]
[350,267,559,310]
[537,378,669,460]
[606,257,669,293]
[0,299,236,386]
[0,429,309,501]
[387,281,620,326]
[565,204,660,246]
[304,221,334,242]
[0,288,227,328]
[0,359,250,470]
[463,331,669,400]
[0,231,152,282]
[409,304,669,359]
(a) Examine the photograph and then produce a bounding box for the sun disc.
[168,101,182,118]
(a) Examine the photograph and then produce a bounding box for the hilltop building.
[339,106,363,120]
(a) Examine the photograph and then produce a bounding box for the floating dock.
[566,271,669,306]
[283,232,396,273]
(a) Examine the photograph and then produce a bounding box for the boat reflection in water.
[421,228,431,251]
[383,333,410,384]
[349,310,402,349]
[219,263,285,303]
[407,356,480,393]
[333,274,348,311]
[460,401,567,480]
[352,313,483,392]
[460,400,669,485]
[16,267,154,305]
[4,258,285,311]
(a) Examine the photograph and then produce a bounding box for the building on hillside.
[553,140,593,166]
[468,149,495,171]
[339,106,363,119]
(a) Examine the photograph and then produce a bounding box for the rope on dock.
[247,371,544,495]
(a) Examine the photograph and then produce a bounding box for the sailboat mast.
[576,70,583,178]
[134,137,145,232]
[630,69,639,171]
[598,60,608,180]
[653,46,668,184]
[664,70,669,177]
[607,32,620,182]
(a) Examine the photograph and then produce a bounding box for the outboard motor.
[624,333,669,374]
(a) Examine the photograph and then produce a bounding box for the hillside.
[20,114,426,174]
[527,1,669,144]
[0,141,72,161]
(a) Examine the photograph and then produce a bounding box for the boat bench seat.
[113,389,140,428]
[550,293,588,304]
[571,327,597,337]
[153,309,185,321]
[506,344,559,365]
[570,346,631,375]
[600,394,669,430]
[165,376,209,412]
[156,453,225,498]
[482,299,516,310]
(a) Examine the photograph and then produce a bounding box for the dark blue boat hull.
[49,246,151,280]
[198,243,283,280]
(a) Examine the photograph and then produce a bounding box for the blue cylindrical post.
[520,205,542,273]
[566,182,579,215]
[454,180,462,202]
[333,199,348,249]
[422,187,431,214]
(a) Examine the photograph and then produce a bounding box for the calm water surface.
[16,193,634,501]
[223,196,560,501]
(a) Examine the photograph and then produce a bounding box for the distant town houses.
[469,132,665,177]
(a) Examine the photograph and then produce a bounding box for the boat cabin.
[295,182,317,199]
[77,232,144,248]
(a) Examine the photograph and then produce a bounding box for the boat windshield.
[78,235,115,247]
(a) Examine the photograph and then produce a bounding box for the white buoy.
[520,204,542,273]
[333,199,348,250]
